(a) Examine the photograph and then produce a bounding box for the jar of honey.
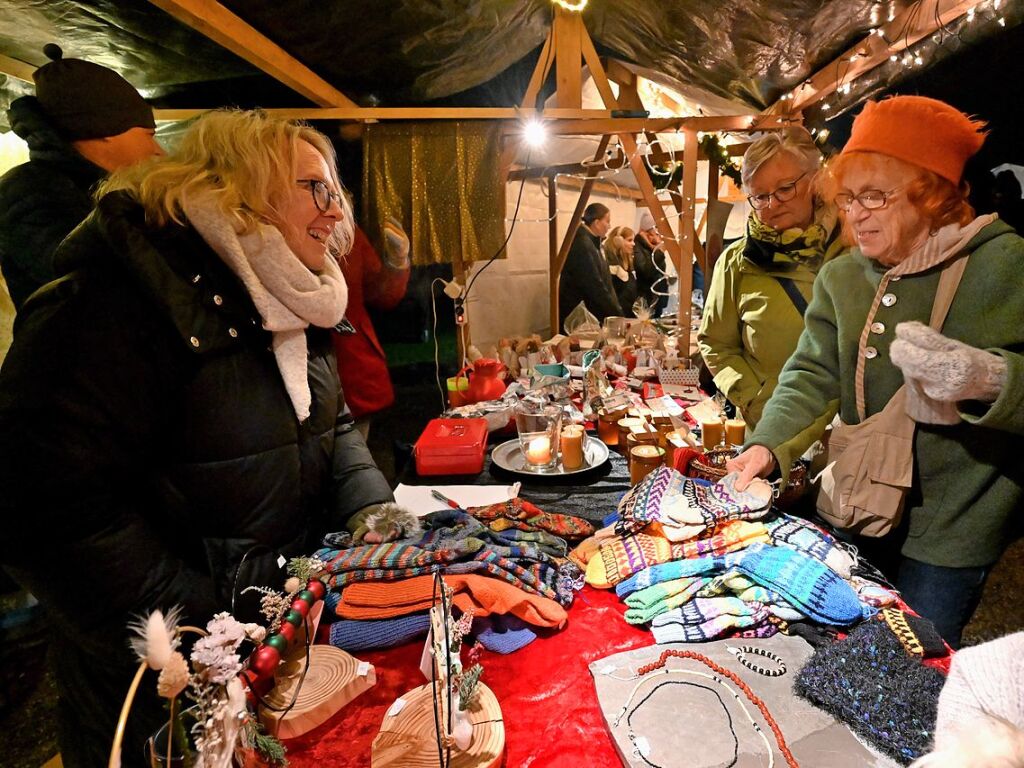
[630,444,666,486]
[597,408,628,446]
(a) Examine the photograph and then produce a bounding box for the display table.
[281,449,908,767]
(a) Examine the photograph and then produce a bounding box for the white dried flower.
[284,576,302,594]
[128,606,182,670]
[156,651,190,699]
[243,623,266,643]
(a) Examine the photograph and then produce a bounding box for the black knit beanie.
[33,44,155,140]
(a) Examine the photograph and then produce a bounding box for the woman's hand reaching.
[726,445,777,491]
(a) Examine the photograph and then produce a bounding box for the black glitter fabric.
[794,616,945,764]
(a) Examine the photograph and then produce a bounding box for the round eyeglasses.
[834,188,901,212]
[746,172,807,210]
[297,178,345,213]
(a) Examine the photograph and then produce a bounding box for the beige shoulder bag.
[815,252,969,536]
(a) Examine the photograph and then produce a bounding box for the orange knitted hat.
[842,95,986,184]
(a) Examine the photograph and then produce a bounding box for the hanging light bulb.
[914,54,923,65]
[523,119,547,148]
[998,16,1006,25]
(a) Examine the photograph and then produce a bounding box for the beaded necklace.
[632,649,800,768]
[727,645,788,677]
[613,668,771,768]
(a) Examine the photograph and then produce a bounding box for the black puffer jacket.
[558,226,622,328]
[0,96,106,308]
[0,192,393,767]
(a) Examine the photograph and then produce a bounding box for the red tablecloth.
[284,587,653,767]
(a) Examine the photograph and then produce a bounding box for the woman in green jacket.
[698,128,844,428]
[730,96,1024,648]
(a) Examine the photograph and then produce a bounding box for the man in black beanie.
[0,44,162,309]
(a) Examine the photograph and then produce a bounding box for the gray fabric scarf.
[183,195,348,421]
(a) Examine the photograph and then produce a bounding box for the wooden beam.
[508,143,747,181]
[522,27,557,110]
[552,134,611,332]
[552,174,646,201]
[769,0,985,114]
[554,6,583,109]
[548,176,559,334]
[0,53,35,84]
[617,131,682,274]
[522,114,795,136]
[147,0,357,107]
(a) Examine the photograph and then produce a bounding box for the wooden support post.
[552,135,612,333]
[548,176,559,335]
[705,160,722,285]
[677,129,699,353]
[554,7,583,109]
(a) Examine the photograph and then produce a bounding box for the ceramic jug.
[464,358,507,403]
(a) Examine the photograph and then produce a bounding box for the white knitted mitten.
[890,322,1007,421]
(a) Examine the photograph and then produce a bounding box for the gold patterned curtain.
[362,121,505,266]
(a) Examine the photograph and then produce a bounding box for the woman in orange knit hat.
[728,95,1024,647]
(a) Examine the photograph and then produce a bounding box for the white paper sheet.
[393,483,521,516]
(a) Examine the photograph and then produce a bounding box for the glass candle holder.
[515,402,562,472]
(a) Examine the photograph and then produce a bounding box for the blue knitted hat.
[473,615,537,654]
[328,612,431,652]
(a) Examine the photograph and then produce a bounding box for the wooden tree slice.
[371,681,504,768]
[260,644,376,740]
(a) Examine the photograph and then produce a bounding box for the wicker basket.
[689,448,807,510]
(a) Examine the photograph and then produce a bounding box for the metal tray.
[490,436,610,476]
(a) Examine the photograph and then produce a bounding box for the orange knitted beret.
[842,95,986,184]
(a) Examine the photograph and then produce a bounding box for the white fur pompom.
[128,606,183,670]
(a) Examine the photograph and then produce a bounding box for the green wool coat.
[750,220,1024,568]
[698,237,836,427]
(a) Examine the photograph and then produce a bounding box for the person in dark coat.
[633,209,669,317]
[557,202,622,329]
[0,44,163,310]
[0,110,410,767]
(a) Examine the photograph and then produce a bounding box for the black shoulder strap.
[774,276,809,317]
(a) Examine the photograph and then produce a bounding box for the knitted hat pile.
[650,597,769,644]
[586,520,769,588]
[329,612,431,652]
[795,615,945,764]
[764,514,855,578]
[623,576,712,625]
[473,615,537,654]
[468,498,594,541]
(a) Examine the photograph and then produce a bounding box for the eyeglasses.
[834,187,901,212]
[297,178,344,214]
[746,172,807,210]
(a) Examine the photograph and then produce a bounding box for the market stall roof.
[1,0,1019,133]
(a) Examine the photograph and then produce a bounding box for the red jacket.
[332,227,410,418]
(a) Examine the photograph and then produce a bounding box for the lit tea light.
[526,435,552,465]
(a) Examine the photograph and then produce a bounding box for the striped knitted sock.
[764,514,855,578]
[650,597,769,643]
[735,543,866,626]
[623,576,711,624]
[468,499,594,541]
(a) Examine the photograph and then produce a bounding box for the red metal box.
[413,418,489,476]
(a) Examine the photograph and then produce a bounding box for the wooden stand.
[258,600,376,739]
[371,681,504,768]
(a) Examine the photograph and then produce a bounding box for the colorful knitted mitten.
[795,615,945,763]
[650,597,769,643]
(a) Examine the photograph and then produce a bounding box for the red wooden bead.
[290,597,310,618]
[306,579,326,601]
[249,645,281,678]
[277,621,296,643]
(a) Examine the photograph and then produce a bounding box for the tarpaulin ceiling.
[0,0,1018,133]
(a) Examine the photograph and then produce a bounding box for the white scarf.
[183,195,348,421]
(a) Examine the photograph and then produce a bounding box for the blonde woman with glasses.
[0,109,403,766]
[698,127,845,427]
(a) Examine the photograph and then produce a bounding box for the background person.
[698,128,843,428]
[729,96,1024,648]
[633,210,669,316]
[0,44,163,310]
[603,225,639,317]
[558,202,622,326]
[0,110,408,766]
